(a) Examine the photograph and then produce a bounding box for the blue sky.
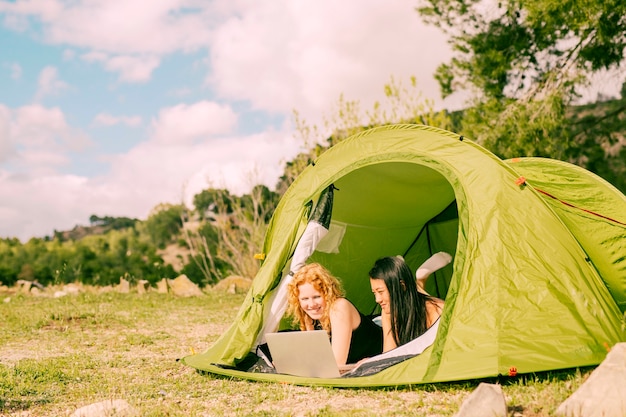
[0,0,464,241]
[3,0,620,242]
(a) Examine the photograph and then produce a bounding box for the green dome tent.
[182,124,626,387]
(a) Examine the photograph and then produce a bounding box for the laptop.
[265,330,343,378]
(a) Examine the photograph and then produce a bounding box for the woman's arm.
[328,298,360,365]
[380,310,397,353]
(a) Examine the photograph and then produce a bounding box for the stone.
[31,280,45,290]
[117,277,130,294]
[136,279,150,294]
[71,399,136,417]
[156,278,169,294]
[556,343,626,417]
[16,279,32,293]
[453,383,507,417]
[64,283,82,294]
[167,274,203,297]
[212,275,252,293]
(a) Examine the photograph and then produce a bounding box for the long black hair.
[369,256,430,347]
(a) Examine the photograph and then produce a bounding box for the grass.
[0,289,592,416]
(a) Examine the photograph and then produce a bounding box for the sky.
[1,1,622,242]
[0,0,464,241]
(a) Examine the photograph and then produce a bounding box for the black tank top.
[315,303,384,364]
[345,311,383,364]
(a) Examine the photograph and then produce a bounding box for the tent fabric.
[504,157,626,312]
[253,185,335,346]
[181,124,626,387]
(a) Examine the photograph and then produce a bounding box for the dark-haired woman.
[369,256,444,352]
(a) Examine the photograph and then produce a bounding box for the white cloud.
[81,51,160,83]
[105,55,161,83]
[3,0,215,54]
[93,113,142,127]
[0,104,90,171]
[208,0,453,116]
[34,66,69,102]
[104,127,302,211]
[1,0,217,83]
[150,101,238,144]
[0,126,302,241]
[0,170,92,240]
[0,105,14,163]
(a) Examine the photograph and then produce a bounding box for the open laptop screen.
[265,330,341,378]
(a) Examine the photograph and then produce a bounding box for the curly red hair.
[287,263,344,334]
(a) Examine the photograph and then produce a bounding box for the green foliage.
[417,0,626,193]
[0,227,176,287]
[240,185,280,223]
[565,93,626,192]
[180,222,230,285]
[193,188,235,219]
[142,203,185,249]
[461,92,569,159]
[182,185,277,283]
[418,0,626,100]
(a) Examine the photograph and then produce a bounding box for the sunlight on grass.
[0,290,593,416]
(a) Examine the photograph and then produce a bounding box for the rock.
[156,278,169,294]
[71,399,136,417]
[454,383,507,417]
[117,277,130,294]
[3,297,10,303]
[98,285,114,293]
[64,283,82,294]
[54,291,68,298]
[212,275,252,293]
[136,279,150,294]
[556,343,626,417]
[31,280,45,290]
[167,274,203,297]
[16,280,32,293]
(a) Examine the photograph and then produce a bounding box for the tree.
[182,184,278,284]
[417,0,626,190]
[418,0,626,101]
[142,203,185,249]
[192,188,235,220]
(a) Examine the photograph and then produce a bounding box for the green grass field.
[0,289,591,416]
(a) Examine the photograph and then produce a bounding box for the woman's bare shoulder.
[332,297,356,312]
[427,297,445,312]
[330,297,361,324]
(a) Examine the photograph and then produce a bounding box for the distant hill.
[54,216,139,241]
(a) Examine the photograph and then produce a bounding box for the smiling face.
[370,278,391,314]
[297,282,327,320]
